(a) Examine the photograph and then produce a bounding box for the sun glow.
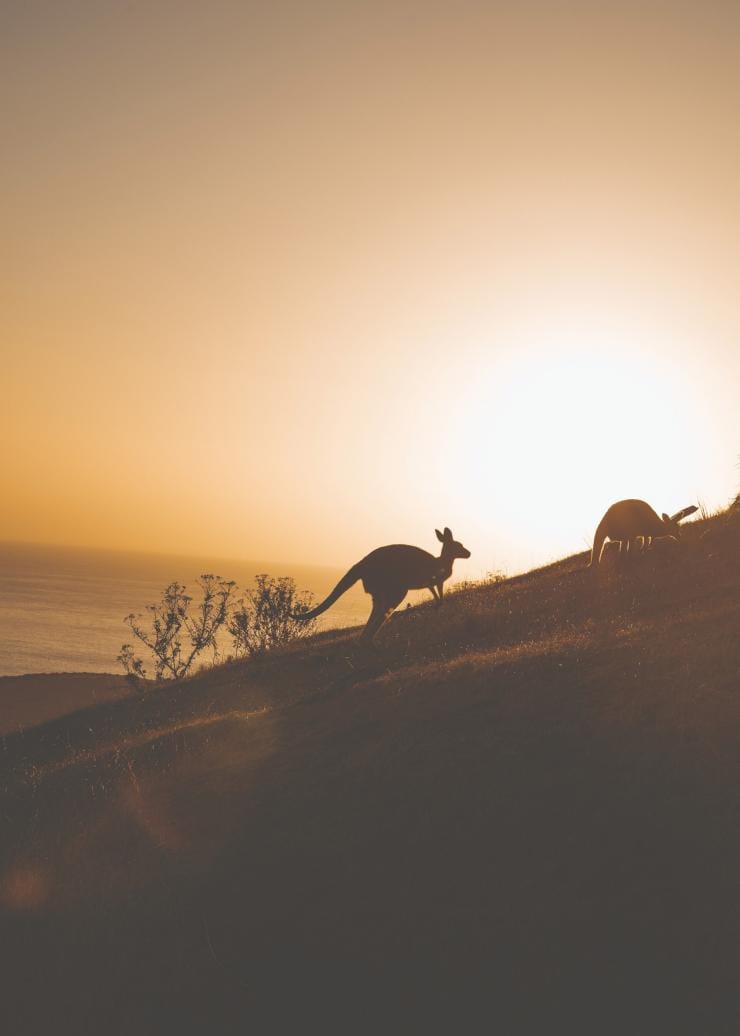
[3,3,739,570]
[446,330,714,574]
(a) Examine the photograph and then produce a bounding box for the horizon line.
[0,536,347,574]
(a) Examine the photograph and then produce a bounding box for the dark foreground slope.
[0,673,135,735]
[2,512,739,1034]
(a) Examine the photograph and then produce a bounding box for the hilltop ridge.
[3,508,739,1034]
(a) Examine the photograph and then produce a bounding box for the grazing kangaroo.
[296,527,471,643]
[589,499,698,566]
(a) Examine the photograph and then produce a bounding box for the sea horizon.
[0,539,371,677]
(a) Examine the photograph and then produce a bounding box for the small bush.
[119,575,236,681]
[227,574,317,658]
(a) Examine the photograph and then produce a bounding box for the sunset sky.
[3,1,739,575]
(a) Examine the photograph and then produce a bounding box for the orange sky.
[3,1,739,575]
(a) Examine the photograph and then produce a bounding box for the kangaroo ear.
[662,513,670,523]
[435,529,444,543]
[443,527,452,541]
[671,505,698,523]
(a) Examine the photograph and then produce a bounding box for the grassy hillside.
[0,673,135,736]
[2,509,739,1034]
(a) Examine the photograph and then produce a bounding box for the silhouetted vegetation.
[118,573,316,680]
[5,504,739,1033]
[227,574,317,657]
[118,574,236,681]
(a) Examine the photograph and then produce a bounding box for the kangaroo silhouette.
[296,527,471,642]
[589,499,697,566]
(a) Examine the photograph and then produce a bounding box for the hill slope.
[2,511,739,1034]
[0,672,134,735]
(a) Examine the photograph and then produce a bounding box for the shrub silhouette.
[119,575,236,681]
[227,574,317,657]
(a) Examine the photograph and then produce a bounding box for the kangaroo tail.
[588,516,609,567]
[294,562,363,621]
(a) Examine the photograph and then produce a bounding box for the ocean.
[0,542,372,677]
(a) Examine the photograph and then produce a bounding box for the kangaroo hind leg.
[359,590,406,644]
[360,598,392,644]
[589,529,608,566]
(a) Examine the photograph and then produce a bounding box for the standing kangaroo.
[295,527,471,643]
[589,499,698,566]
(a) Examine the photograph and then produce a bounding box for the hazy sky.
[3,1,739,574]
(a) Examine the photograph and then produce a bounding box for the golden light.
[444,321,714,574]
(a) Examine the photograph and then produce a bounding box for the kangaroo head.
[661,504,698,538]
[435,526,471,560]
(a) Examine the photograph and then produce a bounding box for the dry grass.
[0,672,135,736]
[2,507,739,1034]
